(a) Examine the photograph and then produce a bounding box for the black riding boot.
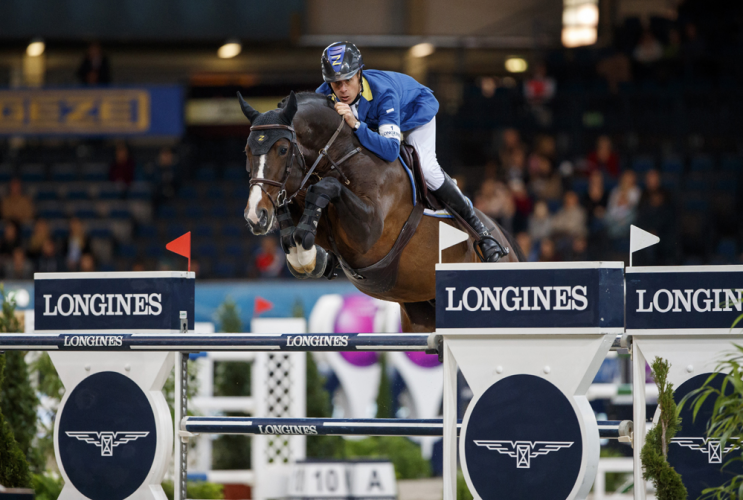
[432,176,509,262]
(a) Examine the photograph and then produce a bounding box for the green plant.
[640,357,687,500]
[683,344,743,499]
[375,353,393,419]
[306,352,343,458]
[457,469,473,500]
[31,472,64,500]
[162,480,224,499]
[344,437,431,479]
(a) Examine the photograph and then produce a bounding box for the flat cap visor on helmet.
[322,42,364,83]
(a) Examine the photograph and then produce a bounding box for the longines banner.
[34,271,194,333]
[0,86,183,136]
[626,265,743,333]
[435,262,624,333]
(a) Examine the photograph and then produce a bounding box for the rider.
[316,42,507,262]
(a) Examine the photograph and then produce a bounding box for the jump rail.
[182,416,633,440]
[0,332,626,352]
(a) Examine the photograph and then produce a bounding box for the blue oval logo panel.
[463,374,583,500]
[58,371,157,500]
[669,373,743,499]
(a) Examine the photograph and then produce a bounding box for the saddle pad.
[397,154,471,219]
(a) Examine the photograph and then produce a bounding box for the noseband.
[248,118,361,210]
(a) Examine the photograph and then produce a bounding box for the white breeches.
[403,117,445,190]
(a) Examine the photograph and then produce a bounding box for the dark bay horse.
[240,91,523,332]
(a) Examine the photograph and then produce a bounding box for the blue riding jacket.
[316,69,439,163]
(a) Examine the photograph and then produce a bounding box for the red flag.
[166,232,191,272]
[254,297,273,317]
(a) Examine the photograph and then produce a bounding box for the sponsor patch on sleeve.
[386,108,395,114]
[379,123,401,142]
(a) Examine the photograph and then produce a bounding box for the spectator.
[110,142,135,186]
[0,222,21,257]
[566,236,589,261]
[509,179,533,234]
[582,171,609,258]
[637,169,675,264]
[153,146,180,206]
[633,30,664,65]
[79,253,96,272]
[538,238,558,262]
[596,51,632,94]
[528,155,562,202]
[605,170,641,239]
[4,248,33,280]
[64,218,91,271]
[2,178,35,224]
[77,42,111,85]
[253,237,285,278]
[503,147,527,184]
[498,128,525,179]
[474,177,515,230]
[515,231,538,262]
[524,62,556,126]
[37,239,64,272]
[586,136,620,178]
[528,200,552,242]
[527,135,556,178]
[551,191,588,241]
[27,219,51,259]
[682,23,706,78]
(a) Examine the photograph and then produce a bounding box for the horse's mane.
[278,91,334,110]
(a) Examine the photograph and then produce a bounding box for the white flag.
[439,222,469,264]
[629,225,660,266]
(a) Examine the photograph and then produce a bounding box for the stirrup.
[475,235,509,263]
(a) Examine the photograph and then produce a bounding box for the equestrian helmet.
[321,42,364,83]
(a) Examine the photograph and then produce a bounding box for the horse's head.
[239,91,302,235]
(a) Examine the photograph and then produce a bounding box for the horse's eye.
[279,147,288,155]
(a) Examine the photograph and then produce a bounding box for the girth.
[325,202,425,295]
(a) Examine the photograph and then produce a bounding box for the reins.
[248,118,361,210]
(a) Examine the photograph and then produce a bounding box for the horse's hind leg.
[399,301,436,333]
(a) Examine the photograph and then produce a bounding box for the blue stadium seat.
[683,198,709,212]
[128,183,153,200]
[716,239,737,260]
[51,163,77,181]
[661,156,683,173]
[178,185,198,200]
[689,155,714,172]
[196,166,216,181]
[110,207,132,219]
[194,224,213,238]
[157,206,177,220]
[99,185,122,200]
[683,177,711,192]
[35,188,58,201]
[0,164,13,182]
[197,243,218,259]
[721,155,743,172]
[38,207,65,219]
[145,244,163,258]
[67,187,90,200]
[138,224,158,239]
[118,243,138,259]
[206,186,226,200]
[660,173,680,191]
[52,226,70,239]
[715,175,738,193]
[224,243,244,257]
[571,178,589,196]
[232,186,250,200]
[224,167,245,181]
[166,224,187,239]
[209,205,228,218]
[184,205,204,219]
[631,156,655,173]
[213,261,237,278]
[221,223,242,238]
[82,163,108,181]
[74,207,98,219]
[98,263,116,272]
[89,227,112,239]
[547,200,562,214]
[20,163,45,182]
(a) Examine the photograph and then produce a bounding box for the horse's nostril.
[259,209,268,227]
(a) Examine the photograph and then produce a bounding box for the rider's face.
[330,74,361,104]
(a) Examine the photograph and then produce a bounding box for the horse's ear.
[280,91,298,125]
[237,92,260,123]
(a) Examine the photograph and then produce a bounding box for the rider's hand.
[334,102,359,129]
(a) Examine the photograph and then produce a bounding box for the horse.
[239,91,524,332]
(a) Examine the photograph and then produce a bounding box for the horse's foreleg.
[294,177,382,253]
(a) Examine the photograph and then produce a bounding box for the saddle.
[400,144,444,212]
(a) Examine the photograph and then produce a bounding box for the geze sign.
[34,272,195,332]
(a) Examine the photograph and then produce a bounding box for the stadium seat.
[51,163,77,181]
[128,182,153,200]
[224,243,244,258]
[89,227,112,239]
[157,206,177,220]
[194,224,213,238]
[232,186,250,200]
[35,188,58,201]
[145,243,163,258]
[716,239,737,260]
[195,167,216,181]
[66,186,90,200]
[117,243,138,259]
[0,164,13,182]
[110,207,132,219]
[631,156,655,173]
[213,260,237,278]
[196,243,218,259]
[38,206,65,219]
[221,223,242,239]
[661,156,683,173]
[166,224,187,239]
[82,162,109,181]
[689,155,714,172]
[224,166,245,181]
[138,224,158,239]
[74,207,98,219]
[206,186,226,200]
[178,185,198,200]
[20,163,46,182]
[721,155,743,172]
[209,205,228,218]
[683,198,709,212]
[184,205,204,219]
[571,178,589,196]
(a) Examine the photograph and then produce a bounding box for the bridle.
[248,117,361,210]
